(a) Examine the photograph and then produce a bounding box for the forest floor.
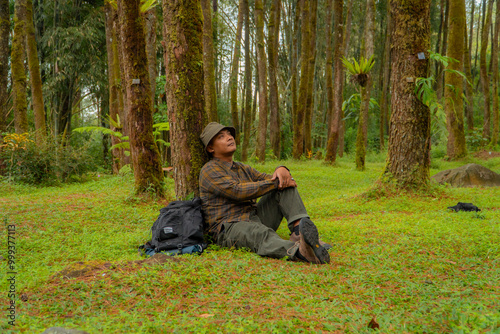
[1,153,499,333]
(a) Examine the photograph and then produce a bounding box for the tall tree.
[105,2,124,173]
[201,0,218,122]
[464,22,474,131]
[143,7,157,102]
[229,0,244,145]
[241,0,252,162]
[303,0,318,154]
[480,0,494,140]
[325,0,344,163]
[291,0,301,134]
[0,0,9,134]
[118,0,164,196]
[379,0,392,150]
[293,0,309,159]
[382,0,431,188]
[355,0,376,171]
[164,0,208,199]
[268,0,282,159]
[254,0,269,162]
[444,0,467,159]
[491,0,500,146]
[436,0,450,101]
[11,0,28,134]
[26,0,46,145]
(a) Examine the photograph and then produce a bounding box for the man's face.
[207,129,236,158]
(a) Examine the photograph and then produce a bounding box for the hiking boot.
[297,218,330,264]
[290,225,333,250]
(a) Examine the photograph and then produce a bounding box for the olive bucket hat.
[200,122,236,149]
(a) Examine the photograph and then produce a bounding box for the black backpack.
[150,197,207,253]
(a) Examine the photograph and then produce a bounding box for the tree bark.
[444,0,467,159]
[436,0,449,102]
[339,0,353,157]
[229,0,244,145]
[291,0,301,136]
[12,0,28,134]
[118,0,164,196]
[241,0,252,162]
[144,7,157,103]
[480,0,493,140]
[304,0,318,155]
[105,3,124,174]
[382,0,431,189]
[355,0,375,170]
[268,0,282,159]
[325,0,344,163]
[464,22,474,132]
[201,0,218,122]
[379,0,392,150]
[255,0,268,162]
[0,0,9,134]
[164,0,208,199]
[26,0,46,144]
[325,0,334,141]
[293,0,309,159]
[491,0,500,146]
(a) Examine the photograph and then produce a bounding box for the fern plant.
[341,55,375,87]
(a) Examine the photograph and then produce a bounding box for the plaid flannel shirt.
[199,158,280,235]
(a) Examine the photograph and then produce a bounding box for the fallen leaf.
[368,316,380,330]
[198,314,214,318]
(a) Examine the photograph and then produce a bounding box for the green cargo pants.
[215,187,309,259]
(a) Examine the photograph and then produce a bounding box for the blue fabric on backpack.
[140,243,205,257]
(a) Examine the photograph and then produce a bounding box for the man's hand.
[271,167,297,189]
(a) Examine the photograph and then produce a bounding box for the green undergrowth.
[0,156,499,333]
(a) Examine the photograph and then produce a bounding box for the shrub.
[0,134,98,185]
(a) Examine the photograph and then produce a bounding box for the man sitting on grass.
[199,122,330,264]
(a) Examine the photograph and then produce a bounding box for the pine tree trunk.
[339,0,353,157]
[382,0,431,189]
[144,7,157,103]
[268,0,281,159]
[0,0,9,135]
[26,0,46,144]
[164,0,208,199]
[291,0,301,136]
[444,0,467,159]
[304,0,318,155]
[105,3,124,174]
[491,0,500,146]
[229,0,244,145]
[12,0,28,134]
[464,22,474,131]
[255,0,268,162]
[325,0,344,163]
[118,0,164,196]
[355,0,375,171]
[436,0,449,102]
[379,0,392,150]
[116,10,130,165]
[241,0,252,162]
[469,0,475,62]
[293,0,309,159]
[325,0,334,141]
[201,0,218,122]
[480,0,493,140]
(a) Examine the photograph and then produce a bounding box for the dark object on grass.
[432,164,500,187]
[368,316,380,330]
[448,202,481,212]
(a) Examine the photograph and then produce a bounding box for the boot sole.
[300,218,331,264]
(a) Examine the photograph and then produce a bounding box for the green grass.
[1,155,499,333]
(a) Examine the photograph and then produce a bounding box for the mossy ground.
[1,153,499,333]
